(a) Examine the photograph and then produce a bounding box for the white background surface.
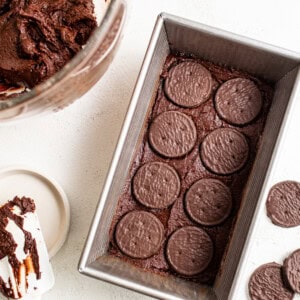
[0,0,300,299]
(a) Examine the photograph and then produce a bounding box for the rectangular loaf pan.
[79,13,300,300]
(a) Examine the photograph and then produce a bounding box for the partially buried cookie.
[185,178,232,226]
[166,226,213,276]
[115,211,164,259]
[164,61,213,108]
[215,78,262,126]
[133,162,180,209]
[283,249,300,293]
[248,262,294,300]
[149,111,197,158]
[266,180,300,227]
[200,128,249,175]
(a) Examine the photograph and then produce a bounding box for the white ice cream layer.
[5,219,27,262]
[0,204,55,299]
[0,256,18,298]
[22,210,55,295]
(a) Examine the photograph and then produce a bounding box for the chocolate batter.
[149,110,197,158]
[0,0,96,88]
[109,54,274,285]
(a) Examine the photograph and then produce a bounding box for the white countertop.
[0,0,300,299]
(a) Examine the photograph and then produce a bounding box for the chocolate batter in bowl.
[0,0,126,121]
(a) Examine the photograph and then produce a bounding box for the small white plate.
[0,166,70,259]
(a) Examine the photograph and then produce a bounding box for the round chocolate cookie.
[266,181,300,228]
[283,249,300,293]
[133,162,180,209]
[166,226,213,276]
[149,111,197,158]
[115,211,164,259]
[215,78,262,126]
[164,61,213,108]
[248,262,294,300]
[185,178,232,226]
[200,128,249,175]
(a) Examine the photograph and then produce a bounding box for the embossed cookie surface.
[248,263,293,300]
[166,226,213,276]
[215,78,262,125]
[149,111,197,158]
[200,128,249,175]
[266,181,300,227]
[133,162,180,209]
[115,211,164,259]
[283,249,300,293]
[164,61,213,108]
[185,178,232,226]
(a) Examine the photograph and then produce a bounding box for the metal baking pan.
[79,13,300,300]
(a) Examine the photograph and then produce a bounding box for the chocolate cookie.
[164,61,213,108]
[266,181,300,228]
[133,162,180,209]
[283,249,300,293]
[115,211,164,259]
[149,111,197,158]
[166,226,213,276]
[185,178,232,226]
[200,128,249,175]
[248,263,294,300]
[215,78,262,126]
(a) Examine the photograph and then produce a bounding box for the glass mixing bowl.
[0,0,126,121]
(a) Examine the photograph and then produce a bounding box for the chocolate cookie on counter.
[266,180,300,227]
[283,249,300,293]
[249,263,294,300]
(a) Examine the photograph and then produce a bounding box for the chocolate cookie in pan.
[149,110,197,158]
[115,211,164,259]
[200,128,249,175]
[185,178,232,226]
[164,61,213,108]
[166,226,213,276]
[266,180,300,227]
[133,162,180,209]
[248,263,294,300]
[215,78,262,126]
